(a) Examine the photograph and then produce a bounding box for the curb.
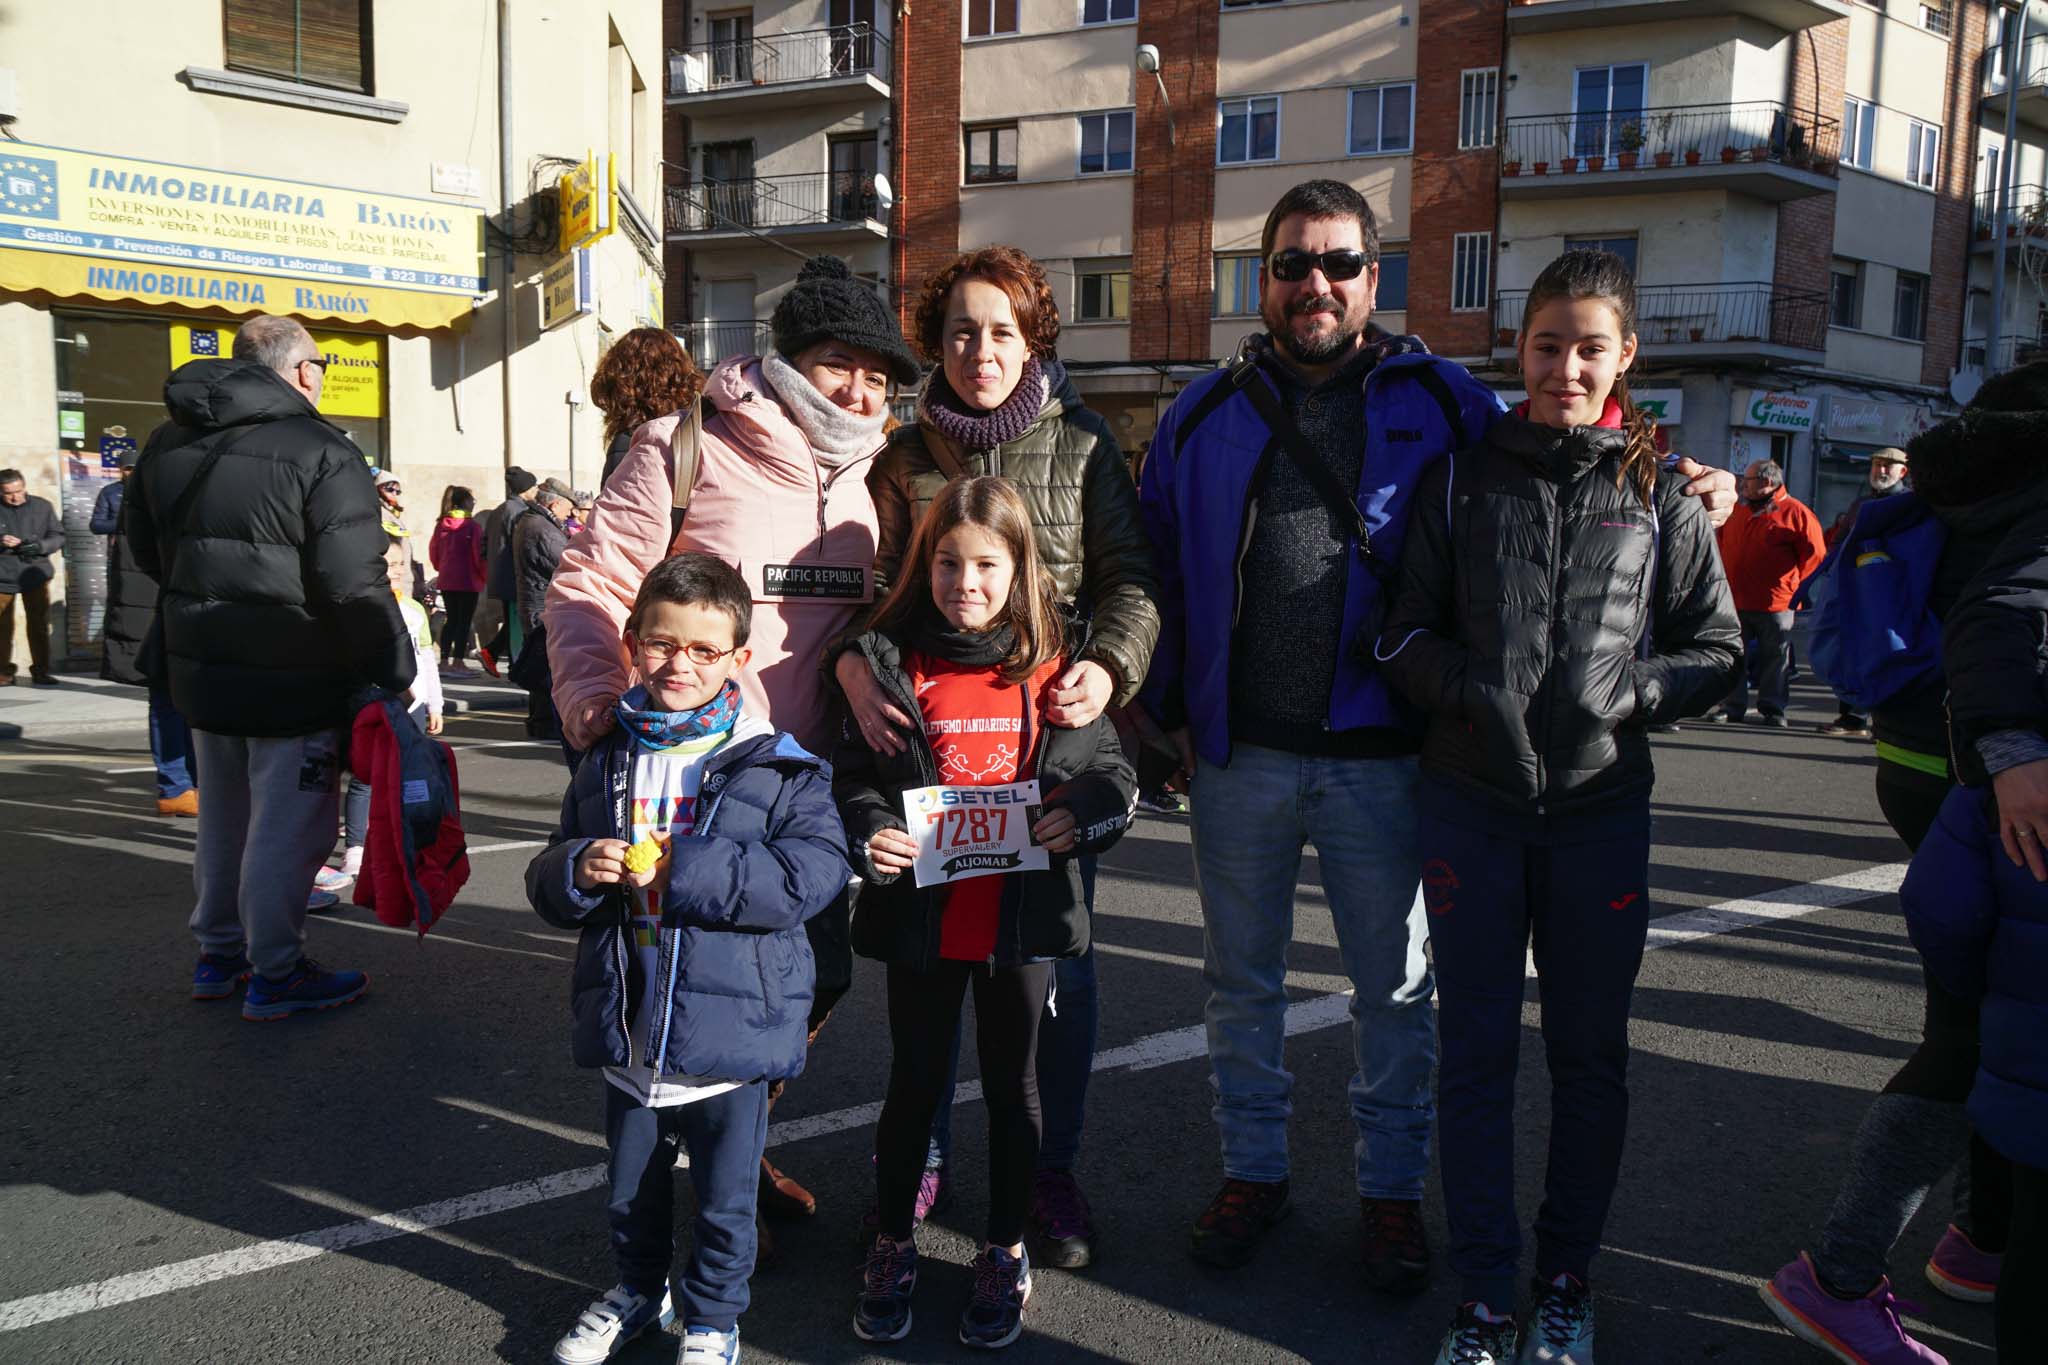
[0,693,526,743]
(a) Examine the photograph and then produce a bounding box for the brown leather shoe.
[157,790,200,818]
[1360,1196,1431,1295]
[753,1211,778,1271]
[759,1156,817,1219]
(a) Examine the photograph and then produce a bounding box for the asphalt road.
[0,678,1997,1364]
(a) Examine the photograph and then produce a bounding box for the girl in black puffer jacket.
[1377,250,1741,1365]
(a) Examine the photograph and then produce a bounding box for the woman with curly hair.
[591,327,706,486]
[831,243,1160,1274]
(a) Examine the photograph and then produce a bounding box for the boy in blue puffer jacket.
[526,552,851,1365]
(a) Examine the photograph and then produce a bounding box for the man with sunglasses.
[1139,180,1737,1291]
[129,313,412,1020]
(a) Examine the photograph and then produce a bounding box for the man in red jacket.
[1708,460,1828,727]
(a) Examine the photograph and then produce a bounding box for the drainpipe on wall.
[499,0,518,472]
[1988,0,2029,377]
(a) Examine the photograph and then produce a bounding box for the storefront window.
[54,311,387,466]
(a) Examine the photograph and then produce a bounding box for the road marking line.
[466,839,550,854]
[313,915,565,963]
[0,862,1910,1335]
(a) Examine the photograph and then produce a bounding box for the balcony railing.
[1982,33,2048,93]
[665,172,888,236]
[1494,281,1830,353]
[1502,101,1840,178]
[1963,334,2048,372]
[672,320,773,370]
[667,24,889,96]
[1974,184,2048,239]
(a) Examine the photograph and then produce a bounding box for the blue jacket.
[1138,339,1506,766]
[1903,783,2048,1169]
[525,725,852,1083]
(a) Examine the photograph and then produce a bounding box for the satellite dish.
[1950,367,1983,406]
[871,173,895,215]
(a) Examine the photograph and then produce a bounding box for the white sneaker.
[680,1324,739,1365]
[312,867,354,893]
[552,1284,674,1365]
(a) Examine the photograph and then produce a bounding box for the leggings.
[875,959,1049,1246]
[2001,1163,2048,1363]
[440,590,478,663]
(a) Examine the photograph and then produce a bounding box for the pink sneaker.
[1760,1252,1947,1364]
[1924,1224,2000,1303]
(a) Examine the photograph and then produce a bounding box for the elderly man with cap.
[542,253,919,1278]
[476,465,540,676]
[1819,448,1911,737]
[1709,459,1829,728]
[511,476,577,741]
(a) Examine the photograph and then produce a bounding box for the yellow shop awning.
[0,247,475,330]
[0,142,486,331]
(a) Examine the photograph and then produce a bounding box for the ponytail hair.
[1523,248,1658,508]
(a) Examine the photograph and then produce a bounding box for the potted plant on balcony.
[1684,143,1703,166]
[1496,327,1517,348]
[1503,140,1522,176]
[1616,119,1646,170]
[1690,325,1706,342]
[1585,149,1606,171]
[1560,154,1580,173]
[1651,112,1677,167]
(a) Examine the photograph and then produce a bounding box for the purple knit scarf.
[919,355,1054,452]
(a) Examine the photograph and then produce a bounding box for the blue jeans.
[604,1079,769,1332]
[1188,745,1435,1199]
[149,685,196,799]
[343,774,370,850]
[929,859,1099,1172]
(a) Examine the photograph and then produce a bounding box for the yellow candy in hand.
[623,839,662,875]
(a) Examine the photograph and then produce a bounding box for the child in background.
[1376,249,1741,1365]
[527,553,849,1365]
[835,477,1135,1350]
[315,531,442,894]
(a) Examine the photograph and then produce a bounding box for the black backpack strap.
[1235,367,1395,587]
[1171,357,1261,462]
[1407,363,1470,450]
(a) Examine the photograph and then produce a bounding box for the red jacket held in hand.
[1716,485,1828,613]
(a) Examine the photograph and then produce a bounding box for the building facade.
[659,0,1999,501]
[0,0,665,665]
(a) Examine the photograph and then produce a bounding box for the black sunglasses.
[1267,248,1372,283]
[298,356,330,373]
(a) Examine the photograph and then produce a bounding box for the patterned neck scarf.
[919,354,1055,452]
[613,679,742,752]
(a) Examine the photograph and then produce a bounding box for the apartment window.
[1218,96,1281,164]
[1907,121,1940,189]
[965,123,1019,184]
[1349,83,1414,156]
[967,0,1020,37]
[1078,111,1135,174]
[1894,271,1928,342]
[1452,232,1491,313]
[1564,234,1638,276]
[1573,63,1647,158]
[1459,69,1499,150]
[1831,258,1863,329]
[706,11,754,85]
[1214,254,1261,316]
[1842,96,1877,170]
[1083,0,1137,21]
[1376,251,1409,311]
[1077,259,1132,321]
[223,0,372,93]
[1920,0,1951,34]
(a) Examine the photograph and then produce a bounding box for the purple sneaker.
[1030,1169,1096,1269]
[859,1164,953,1242]
[1925,1224,2000,1303]
[1759,1252,1948,1364]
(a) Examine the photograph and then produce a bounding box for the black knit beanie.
[770,255,921,386]
[505,466,537,497]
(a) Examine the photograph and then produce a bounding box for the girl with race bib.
[833,476,1134,1351]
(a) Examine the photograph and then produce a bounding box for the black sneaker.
[958,1244,1031,1350]
[852,1234,918,1343]
[1189,1178,1291,1269]
[1030,1169,1096,1270]
[1432,1302,1518,1364]
[1521,1273,1596,1363]
[1359,1196,1430,1295]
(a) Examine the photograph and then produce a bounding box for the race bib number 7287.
[901,780,1049,888]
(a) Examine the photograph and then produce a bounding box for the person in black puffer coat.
[1377,251,1740,1363]
[512,478,575,743]
[126,315,411,1018]
[98,449,200,815]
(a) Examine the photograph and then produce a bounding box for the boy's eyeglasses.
[637,638,738,666]
[1267,248,1371,283]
